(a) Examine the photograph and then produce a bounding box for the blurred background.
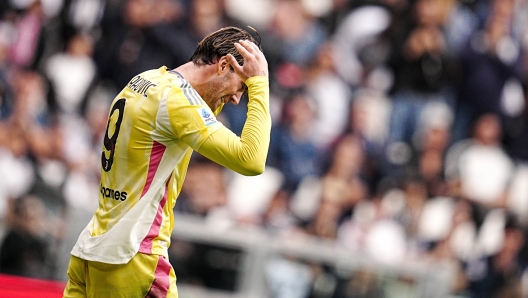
[1,0,528,297]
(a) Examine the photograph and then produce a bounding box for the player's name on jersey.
[127,75,157,97]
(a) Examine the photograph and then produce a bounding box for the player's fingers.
[234,41,252,58]
[245,39,261,53]
[238,40,258,55]
[244,41,265,61]
[226,54,242,71]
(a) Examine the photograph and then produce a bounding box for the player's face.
[203,66,247,112]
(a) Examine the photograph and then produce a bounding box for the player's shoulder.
[164,68,189,89]
[152,67,192,95]
[132,66,206,108]
[164,70,206,107]
[132,67,185,95]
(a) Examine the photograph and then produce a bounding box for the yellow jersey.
[71,66,271,264]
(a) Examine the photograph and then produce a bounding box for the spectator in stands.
[331,1,392,88]
[267,90,321,194]
[305,42,352,155]
[0,121,34,218]
[383,0,459,165]
[464,218,526,298]
[394,174,429,242]
[452,0,524,143]
[94,0,184,89]
[263,0,327,68]
[262,0,327,99]
[44,32,98,115]
[337,181,408,264]
[299,133,368,232]
[424,199,475,295]
[445,113,514,211]
[0,69,67,213]
[445,113,515,261]
[151,0,238,70]
[0,195,53,279]
[176,157,228,217]
[503,82,528,163]
[347,89,392,190]
[7,0,47,70]
[262,189,299,233]
[59,0,105,40]
[408,102,453,197]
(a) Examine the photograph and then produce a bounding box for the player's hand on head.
[226,40,268,81]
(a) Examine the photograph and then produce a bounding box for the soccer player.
[63,26,270,297]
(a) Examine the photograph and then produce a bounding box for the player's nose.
[229,93,242,105]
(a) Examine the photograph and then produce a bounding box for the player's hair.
[190,26,262,67]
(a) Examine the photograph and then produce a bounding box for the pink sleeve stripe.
[140,141,167,199]
[145,255,172,298]
[139,174,171,254]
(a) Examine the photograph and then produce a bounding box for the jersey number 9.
[102,98,126,172]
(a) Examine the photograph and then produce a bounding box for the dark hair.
[190,26,262,66]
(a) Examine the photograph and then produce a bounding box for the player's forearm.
[239,76,272,165]
[198,76,271,175]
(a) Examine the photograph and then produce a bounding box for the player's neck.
[174,62,216,96]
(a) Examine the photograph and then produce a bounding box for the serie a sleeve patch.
[199,108,217,127]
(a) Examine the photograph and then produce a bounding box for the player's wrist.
[245,76,268,85]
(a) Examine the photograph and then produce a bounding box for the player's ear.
[218,56,229,74]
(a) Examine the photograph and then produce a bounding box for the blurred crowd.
[1,0,528,297]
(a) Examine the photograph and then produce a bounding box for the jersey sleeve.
[197,76,272,176]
